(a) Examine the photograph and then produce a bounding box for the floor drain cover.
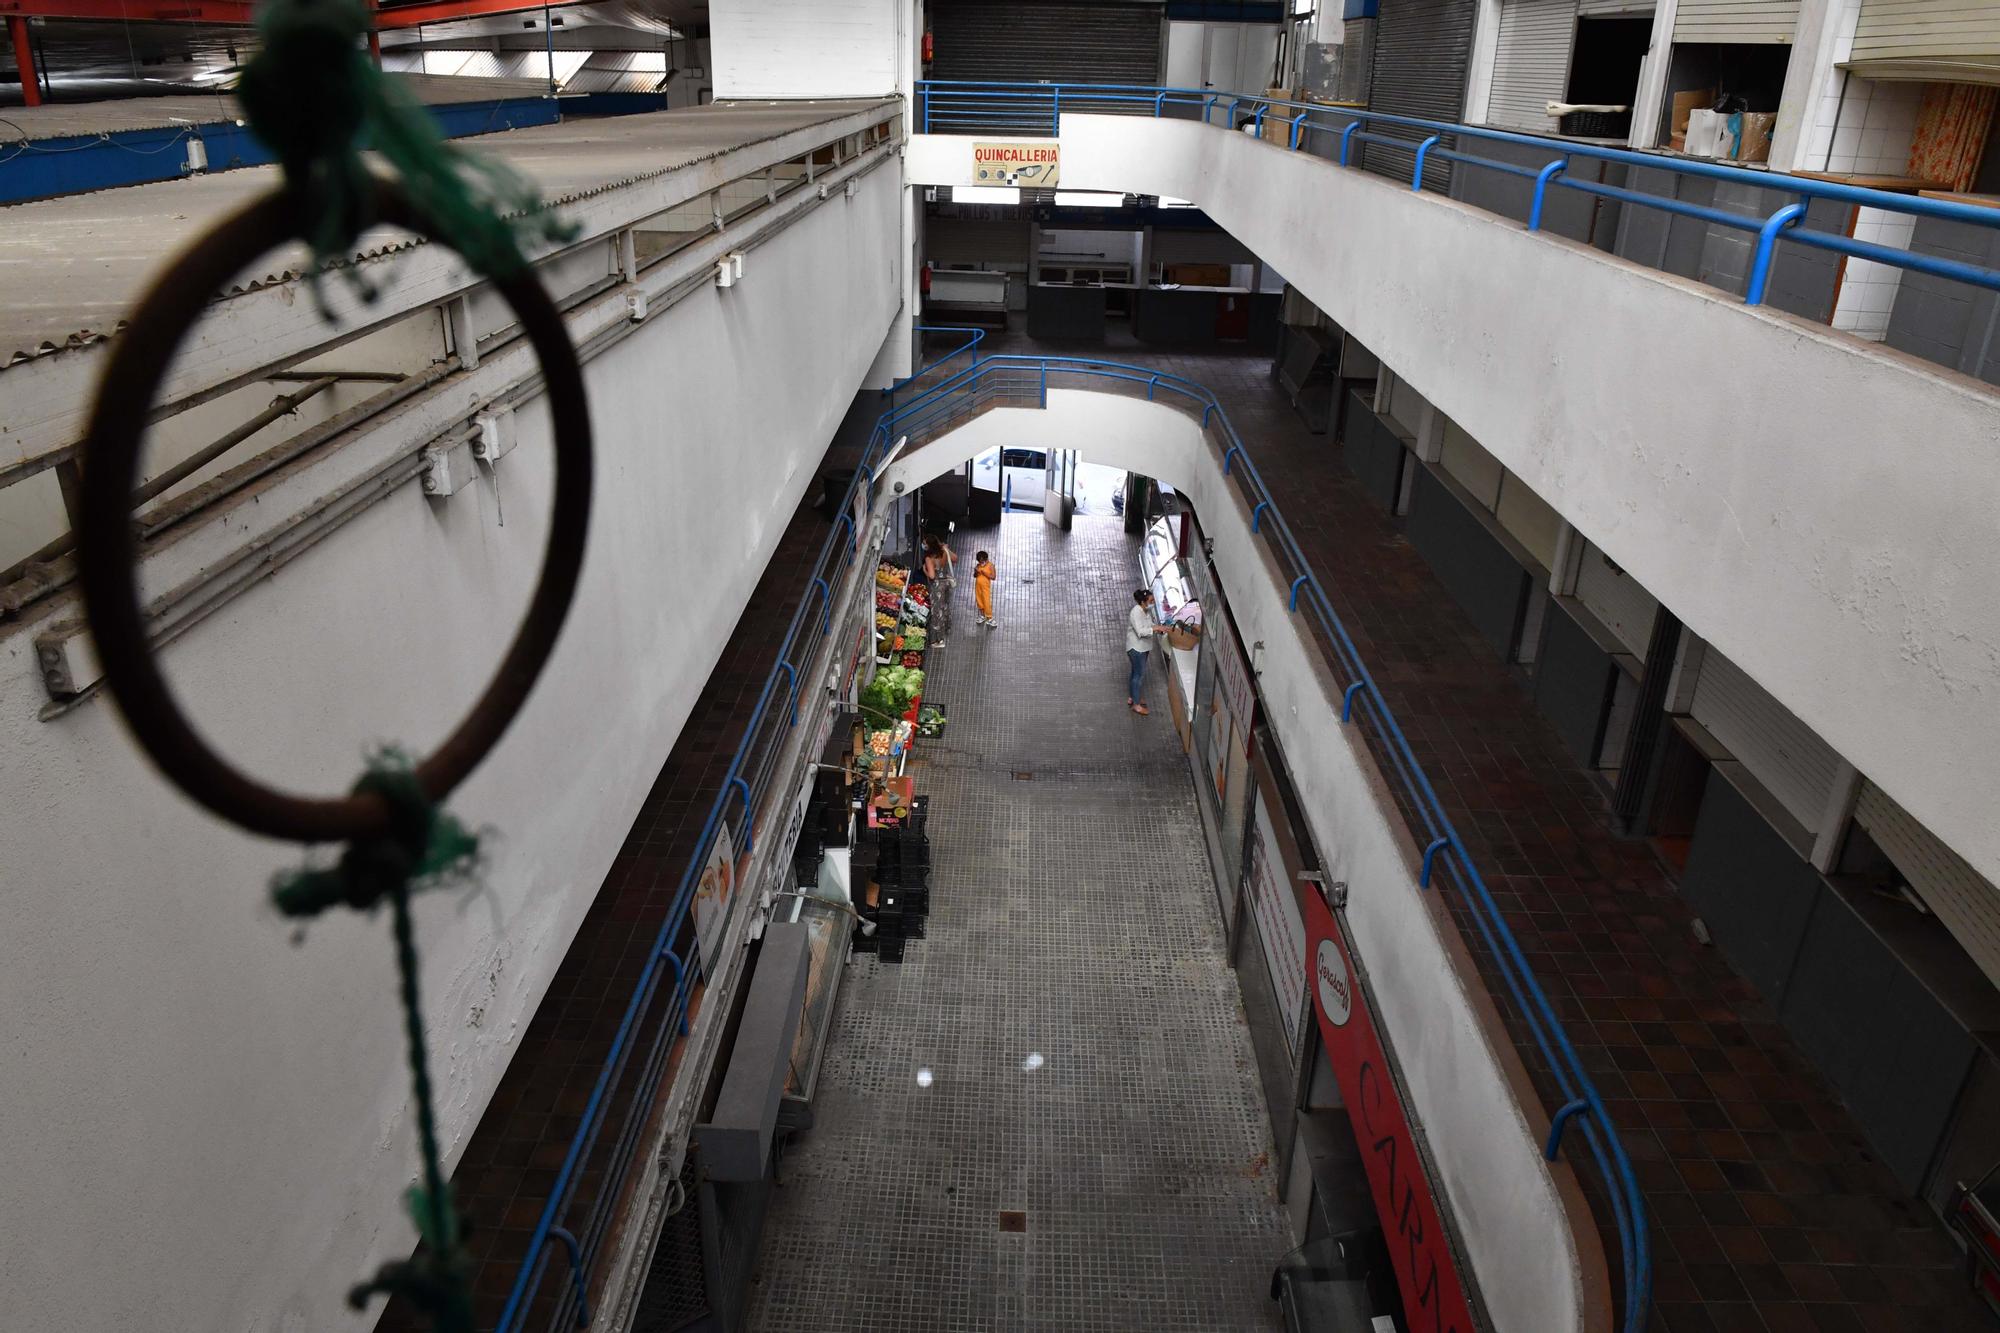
[1012,771,1033,781]
[998,1210,1028,1233]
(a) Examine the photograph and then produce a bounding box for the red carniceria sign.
[1303,885,1477,1333]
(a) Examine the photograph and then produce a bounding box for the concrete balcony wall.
[908,120,2000,888]
[0,165,901,1332]
[880,391,1606,1333]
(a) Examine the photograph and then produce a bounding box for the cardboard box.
[1735,112,1776,164]
[1671,88,1714,142]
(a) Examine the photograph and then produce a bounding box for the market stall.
[1140,506,1205,735]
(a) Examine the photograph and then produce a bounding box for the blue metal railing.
[888,324,985,394]
[497,354,1650,1332]
[917,79,2000,309]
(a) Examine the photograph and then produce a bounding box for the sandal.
[1132,704,1149,715]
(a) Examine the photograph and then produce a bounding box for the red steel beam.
[373,0,587,30]
[0,0,253,22]
[7,14,41,106]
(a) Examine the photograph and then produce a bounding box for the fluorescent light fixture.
[1156,195,1197,208]
[1055,191,1126,207]
[953,186,1020,204]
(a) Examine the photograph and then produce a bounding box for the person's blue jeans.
[1127,648,1149,704]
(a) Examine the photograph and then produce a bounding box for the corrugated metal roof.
[0,74,559,144]
[0,98,893,372]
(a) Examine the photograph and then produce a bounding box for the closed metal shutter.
[1368,0,1479,191]
[926,218,1032,264]
[1574,542,1657,655]
[1854,1,2000,64]
[930,0,1165,85]
[1488,0,1578,132]
[1854,779,2000,990]
[1673,0,1802,44]
[1689,649,1840,832]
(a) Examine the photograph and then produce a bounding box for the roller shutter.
[1854,779,2000,990]
[1367,0,1479,192]
[1573,542,1657,655]
[1577,0,1650,12]
[1488,0,1578,133]
[1853,1,2000,65]
[930,0,1165,85]
[1689,649,1841,832]
[1673,0,1802,44]
[926,218,1032,265]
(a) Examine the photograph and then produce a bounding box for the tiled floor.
[746,514,1291,1332]
[963,322,1992,1333]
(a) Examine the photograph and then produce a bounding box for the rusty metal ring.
[76,177,593,844]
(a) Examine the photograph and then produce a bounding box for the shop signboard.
[693,822,737,966]
[1303,886,1478,1333]
[1243,794,1308,1051]
[972,140,1060,187]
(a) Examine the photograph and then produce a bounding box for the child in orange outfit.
[973,551,997,627]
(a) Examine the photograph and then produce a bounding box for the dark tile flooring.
[966,322,1990,1333]
[392,317,1991,1333]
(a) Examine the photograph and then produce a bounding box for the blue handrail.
[496,353,1651,1333]
[888,324,985,394]
[916,79,2000,309]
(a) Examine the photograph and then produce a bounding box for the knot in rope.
[271,755,479,919]
[237,0,576,309]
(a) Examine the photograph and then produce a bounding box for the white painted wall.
[0,168,900,1333]
[909,120,2000,888]
[710,0,905,100]
[881,393,1599,1333]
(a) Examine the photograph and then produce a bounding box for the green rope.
[273,751,479,1331]
[236,0,574,312]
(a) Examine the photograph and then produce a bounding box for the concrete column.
[1810,761,1862,872]
[1549,521,1585,596]
[1461,0,1503,127]
[1139,225,1156,283]
[1628,0,1681,148]
[1772,0,1856,172]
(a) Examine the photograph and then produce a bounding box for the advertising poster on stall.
[1213,607,1256,746]
[1304,885,1477,1333]
[1243,792,1308,1051]
[693,822,736,966]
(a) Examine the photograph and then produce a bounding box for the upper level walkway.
[908,84,2000,901]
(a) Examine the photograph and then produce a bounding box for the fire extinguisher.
[922,29,933,64]
[920,263,933,296]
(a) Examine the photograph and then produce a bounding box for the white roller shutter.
[1853,1,2000,64]
[1854,779,2000,991]
[1577,0,1651,12]
[1489,0,1578,132]
[1689,650,1841,831]
[1574,543,1658,655]
[1674,0,1802,44]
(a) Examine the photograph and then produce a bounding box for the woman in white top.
[1126,588,1168,715]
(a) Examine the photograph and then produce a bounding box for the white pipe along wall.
[0,167,900,1331]
[907,121,2000,889]
[881,391,1603,1333]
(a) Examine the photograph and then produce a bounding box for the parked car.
[972,447,1048,511]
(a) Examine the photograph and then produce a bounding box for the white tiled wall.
[1832,207,1917,341]
[1805,76,1923,176]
